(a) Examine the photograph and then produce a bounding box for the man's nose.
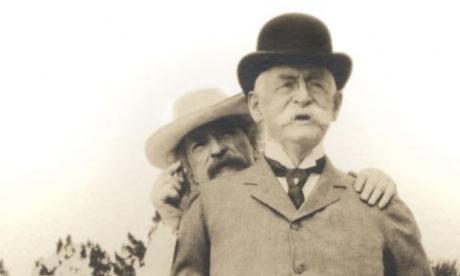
[292,82,313,106]
[209,137,227,159]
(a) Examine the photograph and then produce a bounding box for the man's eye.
[192,142,204,151]
[222,129,236,136]
[277,81,296,93]
[309,80,327,90]
[283,81,296,88]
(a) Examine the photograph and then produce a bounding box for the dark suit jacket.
[171,158,433,276]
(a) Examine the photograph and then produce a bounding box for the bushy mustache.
[207,156,249,180]
[279,106,335,126]
[307,107,335,125]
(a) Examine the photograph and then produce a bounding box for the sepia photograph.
[0,0,459,275]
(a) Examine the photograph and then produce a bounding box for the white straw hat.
[145,89,250,169]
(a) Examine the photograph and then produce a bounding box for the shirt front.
[264,139,325,203]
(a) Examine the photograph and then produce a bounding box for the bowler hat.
[238,13,352,94]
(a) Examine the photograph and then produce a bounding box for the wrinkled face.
[181,118,255,185]
[248,65,342,147]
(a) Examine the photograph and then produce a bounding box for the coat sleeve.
[378,195,434,276]
[170,193,210,276]
[138,222,177,276]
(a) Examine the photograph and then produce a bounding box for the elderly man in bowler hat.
[142,89,398,276]
[171,14,433,275]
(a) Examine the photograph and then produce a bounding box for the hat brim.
[238,51,352,93]
[145,94,251,169]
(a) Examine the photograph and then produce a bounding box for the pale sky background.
[0,0,459,275]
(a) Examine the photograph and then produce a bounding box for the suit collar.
[243,157,298,219]
[264,139,325,169]
[293,159,347,221]
[243,157,347,222]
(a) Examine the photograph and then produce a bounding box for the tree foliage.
[0,260,9,276]
[31,231,148,276]
[433,260,460,276]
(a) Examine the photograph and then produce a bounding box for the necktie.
[265,156,326,209]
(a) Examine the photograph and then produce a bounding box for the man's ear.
[247,91,263,123]
[332,90,343,121]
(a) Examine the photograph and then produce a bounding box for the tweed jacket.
[171,158,433,276]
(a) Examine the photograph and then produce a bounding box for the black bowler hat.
[238,13,352,94]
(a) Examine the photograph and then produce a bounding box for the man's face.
[248,65,342,147]
[181,118,255,185]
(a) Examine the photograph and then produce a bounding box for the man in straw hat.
[143,88,398,275]
[172,14,433,275]
[142,88,255,276]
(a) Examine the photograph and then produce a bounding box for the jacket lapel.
[243,157,348,222]
[293,159,347,222]
[243,158,297,221]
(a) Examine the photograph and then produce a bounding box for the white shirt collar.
[264,138,325,169]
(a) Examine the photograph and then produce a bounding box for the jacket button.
[290,222,300,231]
[294,263,306,274]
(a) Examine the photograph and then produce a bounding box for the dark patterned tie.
[265,156,326,209]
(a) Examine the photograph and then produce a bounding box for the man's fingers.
[172,170,185,184]
[378,186,396,209]
[177,170,185,182]
[360,174,379,201]
[170,179,182,191]
[367,187,383,206]
[354,168,398,208]
[166,161,182,174]
[155,162,183,190]
[348,171,357,178]
[159,177,182,193]
[354,172,367,192]
[165,188,180,200]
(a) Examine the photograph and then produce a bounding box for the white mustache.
[308,109,335,125]
[287,107,335,126]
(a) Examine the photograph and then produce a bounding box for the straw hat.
[145,89,250,169]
